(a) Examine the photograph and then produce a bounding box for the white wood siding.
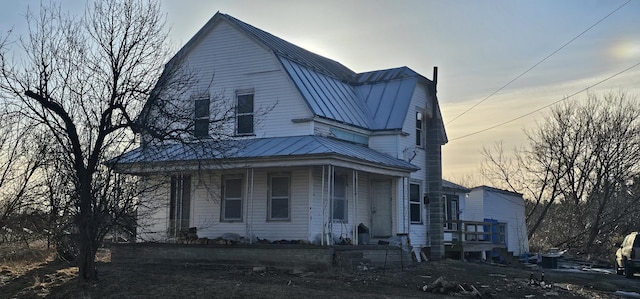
[177,21,314,139]
[482,190,529,256]
[464,187,530,256]
[188,168,311,241]
[136,175,171,241]
[369,135,399,157]
[464,189,485,222]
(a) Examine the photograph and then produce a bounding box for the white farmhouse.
[114,12,448,260]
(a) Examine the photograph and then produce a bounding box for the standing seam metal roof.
[114,135,419,171]
[219,13,433,131]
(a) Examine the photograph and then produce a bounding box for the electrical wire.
[449,60,640,142]
[446,0,631,125]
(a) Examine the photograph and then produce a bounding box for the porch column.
[352,170,358,244]
[245,168,255,244]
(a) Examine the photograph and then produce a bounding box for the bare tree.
[0,112,46,243]
[0,1,173,281]
[482,92,640,254]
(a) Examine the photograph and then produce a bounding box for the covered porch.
[113,135,420,246]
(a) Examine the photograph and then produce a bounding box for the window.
[332,175,347,221]
[268,175,290,220]
[236,93,254,135]
[222,177,243,221]
[169,175,191,237]
[409,183,421,223]
[498,223,506,245]
[443,194,459,230]
[194,96,210,137]
[415,111,424,147]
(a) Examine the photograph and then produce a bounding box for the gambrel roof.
[170,12,446,140]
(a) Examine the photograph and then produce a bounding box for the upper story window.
[236,93,254,135]
[194,95,210,138]
[416,111,424,147]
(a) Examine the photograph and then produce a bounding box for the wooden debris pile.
[421,276,488,298]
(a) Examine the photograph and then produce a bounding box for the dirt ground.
[1,248,640,298]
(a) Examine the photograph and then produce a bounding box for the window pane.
[237,94,253,113]
[409,184,420,202]
[451,200,458,220]
[195,99,209,118]
[271,177,289,197]
[237,115,254,134]
[332,199,345,220]
[224,199,242,219]
[194,119,209,137]
[410,203,421,222]
[271,198,289,219]
[334,176,346,197]
[225,179,242,198]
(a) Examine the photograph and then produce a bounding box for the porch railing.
[443,220,506,252]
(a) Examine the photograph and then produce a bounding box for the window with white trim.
[443,194,459,230]
[332,175,347,221]
[194,95,210,138]
[416,110,424,147]
[236,93,254,135]
[221,176,243,221]
[268,174,290,220]
[409,183,421,223]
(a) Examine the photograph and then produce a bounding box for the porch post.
[352,170,358,245]
[245,168,254,244]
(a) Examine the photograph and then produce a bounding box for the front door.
[371,179,392,238]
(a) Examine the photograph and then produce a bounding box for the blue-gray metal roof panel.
[356,78,417,130]
[114,136,419,171]
[280,58,373,129]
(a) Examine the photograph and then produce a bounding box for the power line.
[446,0,631,125]
[448,60,640,142]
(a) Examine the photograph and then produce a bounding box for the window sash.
[236,93,254,135]
[332,175,347,221]
[194,98,210,137]
[222,178,242,221]
[269,175,290,220]
[416,112,423,147]
[409,183,421,223]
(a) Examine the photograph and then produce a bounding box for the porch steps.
[492,247,525,268]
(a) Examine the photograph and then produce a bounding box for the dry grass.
[2,242,640,299]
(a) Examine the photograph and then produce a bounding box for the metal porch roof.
[114,135,419,172]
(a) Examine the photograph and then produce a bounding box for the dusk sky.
[2,1,640,183]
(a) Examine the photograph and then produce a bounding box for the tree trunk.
[77,229,97,281]
[77,173,98,281]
